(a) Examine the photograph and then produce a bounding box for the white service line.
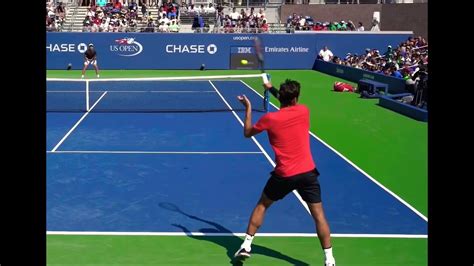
[240,80,428,222]
[209,80,311,214]
[50,91,108,152]
[46,231,427,238]
[47,150,262,154]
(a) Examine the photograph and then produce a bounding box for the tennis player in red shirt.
[235,79,336,266]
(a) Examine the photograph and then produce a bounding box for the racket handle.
[262,73,269,84]
[264,89,270,112]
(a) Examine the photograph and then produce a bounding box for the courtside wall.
[313,60,407,94]
[46,32,411,70]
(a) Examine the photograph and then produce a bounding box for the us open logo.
[110,38,144,57]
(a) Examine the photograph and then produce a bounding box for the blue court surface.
[47,80,427,236]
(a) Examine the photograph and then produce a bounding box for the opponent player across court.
[235,79,336,266]
[81,43,100,79]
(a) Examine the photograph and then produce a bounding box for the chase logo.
[110,38,143,57]
[77,43,88,53]
[207,44,217,54]
[46,43,87,53]
[166,44,218,54]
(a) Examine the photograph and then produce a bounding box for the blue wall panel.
[46,33,411,70]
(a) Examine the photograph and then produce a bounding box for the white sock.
[97,74,100,78]
[81,75,84,78]
[324,247,335,262]
[241,234,254,251]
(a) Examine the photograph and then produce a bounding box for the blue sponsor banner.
[47,33,227,69]
[46,33,411,70]
[47,33,317,70]
[313,60,407,94]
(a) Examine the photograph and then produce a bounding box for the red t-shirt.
[253,104,315,178]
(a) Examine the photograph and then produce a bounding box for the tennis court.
[47,70,427,265]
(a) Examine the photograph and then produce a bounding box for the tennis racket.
[254,36,270,112]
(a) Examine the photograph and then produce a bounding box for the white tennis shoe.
[234,247,251,261]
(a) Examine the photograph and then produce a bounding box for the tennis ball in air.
[241,59,248,65]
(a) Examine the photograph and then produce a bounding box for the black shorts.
[263,168,321,203]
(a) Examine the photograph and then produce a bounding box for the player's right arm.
[264,82,279,99]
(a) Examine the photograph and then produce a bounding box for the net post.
[85,80,90,111]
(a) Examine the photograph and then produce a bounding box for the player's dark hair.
[278,79,300,106]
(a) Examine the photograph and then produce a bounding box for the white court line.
[47,91,86,93]
[46,231,427,238]
[152,91,215,93]
[47,74,264,82]
[209,80,311,214]
[47,90,216,93]
[240,80,428,222]
[47,150,262,154]
[50,91,108,152]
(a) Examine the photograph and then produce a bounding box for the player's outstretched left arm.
[237,95,261,138]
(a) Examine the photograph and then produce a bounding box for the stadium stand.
[328,36,428,80]
[46,1,68,31]
[53,0,285,33]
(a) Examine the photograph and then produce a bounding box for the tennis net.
[46,74,269,113]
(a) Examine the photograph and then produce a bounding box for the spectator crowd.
[49,1,401,36]
[179,2,216,15]
[180,3,217,33]
[82,0,182,32]
[46,1,67,31]
[215,7,268,33]
[286,14,381,32]
[319,36,428,107]
[328,36,428,80]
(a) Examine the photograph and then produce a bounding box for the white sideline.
[47,150,262,154]
[50,91,108,152]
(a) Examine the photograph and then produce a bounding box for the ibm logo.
[237,47,252,54]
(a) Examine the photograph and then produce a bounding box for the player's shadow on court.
[159,202,309,266]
